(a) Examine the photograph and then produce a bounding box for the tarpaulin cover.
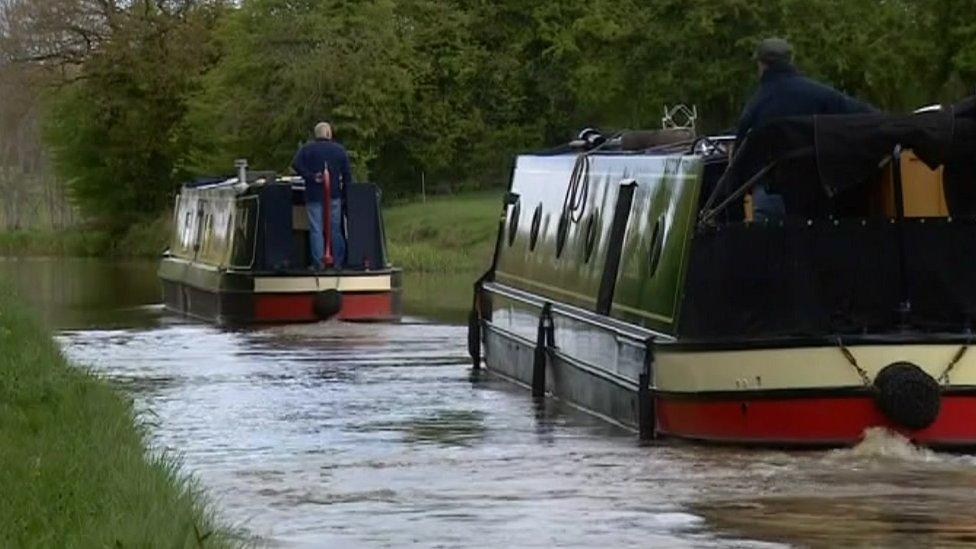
[730,95,976,217]
[678,218,976,340]
[254,183,293,270]
[345,183,387,270]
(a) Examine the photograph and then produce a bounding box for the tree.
[186,0,415,183]
[49,1,223,226]
[7,0,976,225]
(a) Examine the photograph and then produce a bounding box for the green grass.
[0,216,171,258]
[0,283,239,547]
[0,229,114,257]
[383,192,501,273]
[0,192,504,273]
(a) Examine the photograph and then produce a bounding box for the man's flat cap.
[754,38,793,64]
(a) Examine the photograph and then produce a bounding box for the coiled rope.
[562,152,591,224]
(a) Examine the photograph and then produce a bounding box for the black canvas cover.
[679,218,976,340]
[255,183,293,270]
[345,183,387,270]
[684,96,976,341]
[727,95,976,216]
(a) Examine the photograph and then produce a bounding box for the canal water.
[5,256,976,547]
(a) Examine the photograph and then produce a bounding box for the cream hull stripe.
[656,344,976,392]
[253,275,392,293]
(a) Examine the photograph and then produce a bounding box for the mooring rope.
[836,338,872,386]
[563,153,591,224]
[938,343,970,384]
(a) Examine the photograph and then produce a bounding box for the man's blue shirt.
[737,63,877,140]
[291,138,354,203]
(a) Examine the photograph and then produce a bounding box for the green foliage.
[28,0,976,225]
[0,282,239,546]
[0,215,170,257]
[42,1,224,229]
[186,0,415,179]
[0,229,114,256]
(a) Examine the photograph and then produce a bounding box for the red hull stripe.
[254,293,318,321]
[656,394,976,445]
[252,292,394,322]
[338,292,394,321]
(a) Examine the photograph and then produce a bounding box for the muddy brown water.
[5,256,976,547]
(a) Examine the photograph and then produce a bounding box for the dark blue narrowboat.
[159,162,401,324]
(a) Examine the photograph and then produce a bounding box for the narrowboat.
[469,97,976,447]
[159,161,401,324]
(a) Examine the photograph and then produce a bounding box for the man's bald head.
[314,122,333,139]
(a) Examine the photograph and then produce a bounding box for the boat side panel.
[493,155,614,310]
[169,185,243,265]
[196,192,237,267]
[610,157,703,333]
[482,323,641,430]
[491,154,703,333]
[487,289,646,383]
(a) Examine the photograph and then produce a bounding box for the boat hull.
[655,393,976,447]
[479,282,976,447]
[159,256,401,324]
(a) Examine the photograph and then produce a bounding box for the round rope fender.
[873,361,941,430]
[313,289,342,320]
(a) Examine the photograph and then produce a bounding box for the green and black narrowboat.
[159,162,401,324]
[470,97,976,447]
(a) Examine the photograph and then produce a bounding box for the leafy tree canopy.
[2,0,975,223]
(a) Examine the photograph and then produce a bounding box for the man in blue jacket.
[737,38,876,220]
[292,122,354,269]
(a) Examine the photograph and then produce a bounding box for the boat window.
[582,209,599,262]
[507,199,521,246]
[529,203,542,251]
[648,214,665,276]
[555,213,569,257]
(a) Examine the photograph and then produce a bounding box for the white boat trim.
[656,344,976,392]
[253,274,392,293]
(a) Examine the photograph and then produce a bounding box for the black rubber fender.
[873,361,941,430]
[313,289,342,320]
[467,308,481,368]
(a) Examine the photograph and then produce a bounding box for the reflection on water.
[401,270,476,324]
[0,256,161,329]
[5,257,976,546]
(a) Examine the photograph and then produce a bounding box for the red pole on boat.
[322,169,333,267]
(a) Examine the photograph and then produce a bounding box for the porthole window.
[648,214,666,276]
[582,209,599,263]
[555,213,569,257]
[529,203,543,251]
[507,199,521,246]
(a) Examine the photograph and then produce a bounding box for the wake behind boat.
[159,162,401,324]
[470,98,976,447]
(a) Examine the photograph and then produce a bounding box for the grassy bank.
[384,192,500,273]
[0,284,236,546]
[0,191,503,271]
[0,215,171,258]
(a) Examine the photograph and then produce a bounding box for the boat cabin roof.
[181,173,306,191]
